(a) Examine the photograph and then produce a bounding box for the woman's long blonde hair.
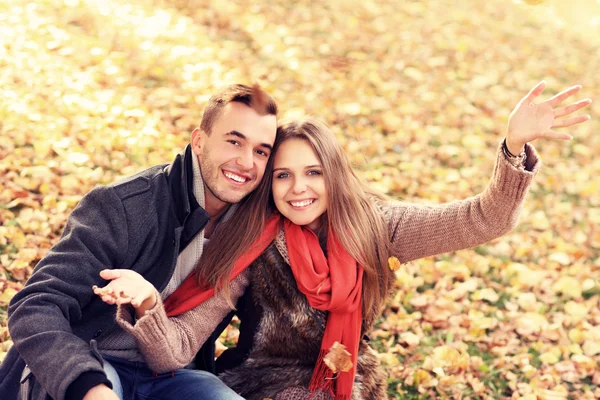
[198,118,393,322]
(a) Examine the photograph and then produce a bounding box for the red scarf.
[164,215,363,400]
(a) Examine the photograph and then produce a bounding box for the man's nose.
[236,149,253,170]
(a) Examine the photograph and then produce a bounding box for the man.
[0,84,278,400]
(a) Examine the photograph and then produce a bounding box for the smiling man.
[191,100,276,237]
[0,84,278,400]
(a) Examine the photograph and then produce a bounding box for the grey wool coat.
[0,145,217,400]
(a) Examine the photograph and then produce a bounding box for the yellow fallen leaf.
[530,211,551,230]
[516,313,548,336]
[214,339,227,357]
[92,285,109,296]
[428,345,463,369]
[564,301,587,323]
[412,369,436,387]
[378,352,400,367]
[568,328,585,344]
[548,252,572,266]
[0,340,13,352]
[0,288,18,304]
[517,292,539,311]
[399,332,420,347]
[582,340,600,356]
[539,351,560,364]
[323,341,353,373]
[537,389,567,400]
[388,256,401,272]
[472,288,499,303]
[552,276,582,298]
[519,395,536,400]
[571,354,597,375]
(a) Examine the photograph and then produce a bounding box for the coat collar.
[165,145,211,252]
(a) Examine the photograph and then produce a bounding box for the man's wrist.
[66,372,112,400]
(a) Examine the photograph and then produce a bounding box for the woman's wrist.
[135,292,158,319]
[502,139,527,169]
[504,137,525,157]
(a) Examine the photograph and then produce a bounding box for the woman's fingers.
[521,81,547,105]
[93,284,114,297]
[131,292,149,308]
[552,114,591,128]
[115,296,133,306]
[99,293,117,305]
[99,269,122,280]
[545,85,583,107]
[94,270,155,309]
[539,130,573,140]
[554,99,592,118]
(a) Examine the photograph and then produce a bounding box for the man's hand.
[506,81,591,155]
[93,269,158,318]
[82,384,119,400]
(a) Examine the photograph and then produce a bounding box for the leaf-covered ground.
[1,0,599,398]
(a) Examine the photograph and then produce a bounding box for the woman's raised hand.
[506,81,591,155]
[93,269,158,318]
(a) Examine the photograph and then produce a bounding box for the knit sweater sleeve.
[382,142,540,263]
[115,270,250,372]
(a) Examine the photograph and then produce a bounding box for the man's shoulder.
[106,164,170,200]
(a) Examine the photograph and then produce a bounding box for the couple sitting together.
[0,82,590,400]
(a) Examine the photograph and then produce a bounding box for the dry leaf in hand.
[92,285,112,297]
[388,256,401,271]
[323,341,353,374]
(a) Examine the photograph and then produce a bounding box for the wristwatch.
[502,139,527,169]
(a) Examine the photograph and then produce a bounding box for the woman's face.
[272,138,328,231]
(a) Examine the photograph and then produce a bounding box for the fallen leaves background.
[1,0,599,398]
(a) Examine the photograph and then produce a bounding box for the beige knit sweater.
[116,142,540,373]
[116,272,250,372]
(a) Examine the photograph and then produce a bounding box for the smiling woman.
[272,138,328,231]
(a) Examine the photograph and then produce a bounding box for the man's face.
[192,102,277,213]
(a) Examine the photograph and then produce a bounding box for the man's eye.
[228,140,240,146]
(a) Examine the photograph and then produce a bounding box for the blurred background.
[0,0,599,398]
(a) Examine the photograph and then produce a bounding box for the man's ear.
[191,128,206,156]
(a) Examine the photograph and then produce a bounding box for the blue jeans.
[102,355,243,400]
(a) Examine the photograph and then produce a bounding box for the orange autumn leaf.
[323,341,353,374]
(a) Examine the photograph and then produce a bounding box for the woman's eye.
[276,172,290,179]
[308,170,322,176]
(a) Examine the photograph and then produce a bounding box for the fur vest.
[219,233,388,400]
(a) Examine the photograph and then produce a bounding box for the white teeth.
[290,199,314,207]
[224,172,246,183]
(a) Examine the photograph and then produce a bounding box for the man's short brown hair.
[200,83,278,135]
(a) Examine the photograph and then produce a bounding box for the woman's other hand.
[93,269,158,318]
[506,81,591,155]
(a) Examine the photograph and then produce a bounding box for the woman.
[95,81,590,399]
